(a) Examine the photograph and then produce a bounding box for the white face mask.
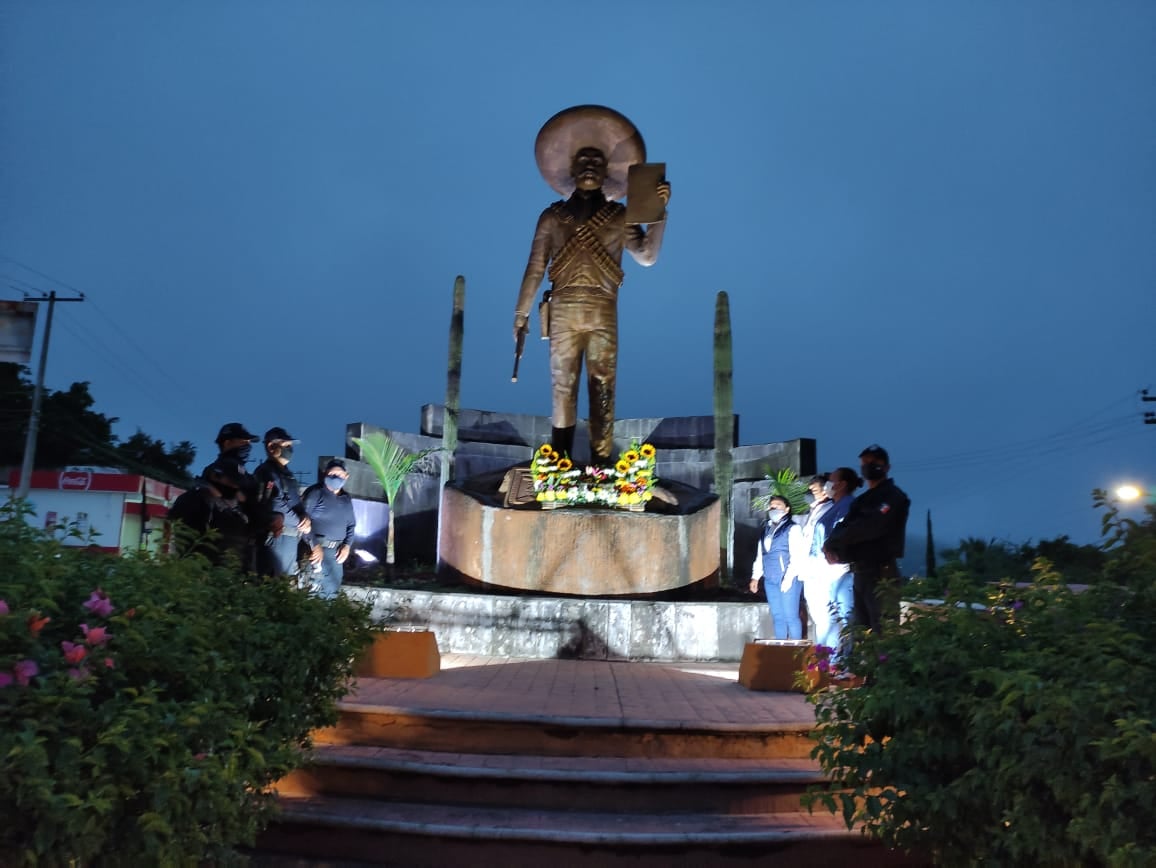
[823,481,835,496]
[768,508,786,523]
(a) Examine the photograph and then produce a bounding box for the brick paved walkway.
[346,654,815,728]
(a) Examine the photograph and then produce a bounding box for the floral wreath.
[530,439,658,509]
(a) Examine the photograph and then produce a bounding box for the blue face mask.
[325,475,345,492]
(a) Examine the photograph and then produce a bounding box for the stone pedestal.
[738,640,825,692]
[438,482,720,596]
[354,629,441,679]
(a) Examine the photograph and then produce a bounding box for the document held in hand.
[624,162,667,225]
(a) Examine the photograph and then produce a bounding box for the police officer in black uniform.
[167,461,255,568]
[196,422,264,571]
[301,459,357,599]
[824,444,911,634]
[201,422,260,496]
[253,426,312,578]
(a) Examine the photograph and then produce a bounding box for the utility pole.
[1142,388,1155,426]
[16,291,85,499]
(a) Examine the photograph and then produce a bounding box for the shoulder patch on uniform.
[879,503,891,514]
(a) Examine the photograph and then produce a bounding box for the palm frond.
[752,467,811,516]
[351,432,441,505]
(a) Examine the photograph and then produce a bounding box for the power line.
[0,255,86,298]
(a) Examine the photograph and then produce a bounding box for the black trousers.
[852,559,900,634]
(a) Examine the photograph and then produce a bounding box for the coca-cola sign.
[59,470,93,491]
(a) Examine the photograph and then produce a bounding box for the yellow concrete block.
[354,629,441,679]
[738,640,824,693]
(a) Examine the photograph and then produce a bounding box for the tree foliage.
[0,500,375,865]
[932,533,1107,591]
[0,363,195,484]
[806,497,1156,867]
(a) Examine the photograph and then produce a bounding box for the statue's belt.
[547,202,624,288]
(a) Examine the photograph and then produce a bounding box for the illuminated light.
[1115,485,1143,502]
[355,548,379,564]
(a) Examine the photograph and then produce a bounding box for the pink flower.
[27,614,50,636]
[13,659,38,686]
[80,624,110,646]
[0,672,13,688]
[61,641,88,665]
[0,599,8,615]
[82,590,114,618]
[68,667,89,681]
[103,657,115,669]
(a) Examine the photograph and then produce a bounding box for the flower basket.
[530,439,658,511]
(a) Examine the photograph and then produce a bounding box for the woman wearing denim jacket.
[748,495,808,639]
[811,467,862,658]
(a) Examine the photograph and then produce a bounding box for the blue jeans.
[260,532,302,578]
[766,576,804,639]
[824,571,855,659]
[312,545,344,599]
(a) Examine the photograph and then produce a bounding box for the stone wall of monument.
[325,406,816,584]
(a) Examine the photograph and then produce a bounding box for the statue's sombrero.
[534,105,646,201]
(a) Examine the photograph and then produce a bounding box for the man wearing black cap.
[201,422,260,483]
[301,459,356,599]
[253,426,312,578]
[175,422,266,571]
[824,445,911,634]
[167,461,256,568]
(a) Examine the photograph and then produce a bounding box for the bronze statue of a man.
[513,105,670,465]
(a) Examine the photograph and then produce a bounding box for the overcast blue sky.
[2,1,1153,550]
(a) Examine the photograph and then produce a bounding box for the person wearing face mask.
[824,445,910,635]
[301,459,357,599]
[809,467,863,658]
[200,422,260,492]
[166,462,255,568]
[748,495,808,639]
[253,427,312,578]
[797,474,836,645]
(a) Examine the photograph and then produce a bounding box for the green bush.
[0,501,375,866]
[806,499,1156,867]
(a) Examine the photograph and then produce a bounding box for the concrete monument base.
[437,472,720,596]
[345,586,771,662]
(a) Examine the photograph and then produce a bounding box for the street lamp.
[1114,484,1155,504]
[1115,484,1144,502]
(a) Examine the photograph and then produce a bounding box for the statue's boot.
[550,425,576,461]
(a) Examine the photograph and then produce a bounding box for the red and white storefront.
[7,469,185,554]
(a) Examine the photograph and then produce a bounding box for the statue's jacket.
[515,196,666,317]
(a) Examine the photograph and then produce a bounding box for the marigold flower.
[640,443,656,459]
[13,659,38,686]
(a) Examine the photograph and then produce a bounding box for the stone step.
[318,703,816,759]
[277,745,826,815]
[258,795,925,867]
